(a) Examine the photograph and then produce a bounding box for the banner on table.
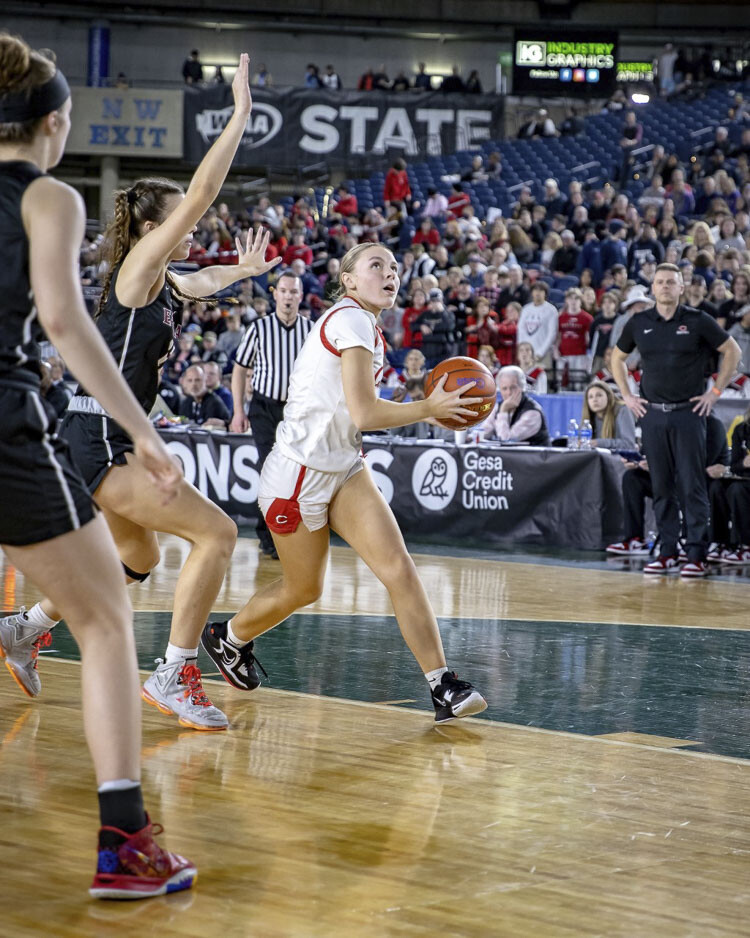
[183,86,505,167]
[68,87,184,156]
[158,429,624,550]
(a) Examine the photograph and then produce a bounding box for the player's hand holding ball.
[424,357,498,430]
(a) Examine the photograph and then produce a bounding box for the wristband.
[710,386,721,397]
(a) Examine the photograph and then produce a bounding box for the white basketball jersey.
[275,297,386,471]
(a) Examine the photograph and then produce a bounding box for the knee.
[142,543,161,572]
[208,513,238,556]
[380,551,418,590]
[288,577,324,607]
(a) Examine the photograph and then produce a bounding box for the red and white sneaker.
[680,561,709,578]
[90,816,196,899]
[722,547,750,565]
[706,543,727,563]
[643,556,681,575]
[606,537,651,556]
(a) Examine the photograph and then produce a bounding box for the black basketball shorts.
[58,410,133,494]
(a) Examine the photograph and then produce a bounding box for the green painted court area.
[45,611,750,761]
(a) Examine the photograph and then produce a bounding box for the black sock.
[97,785,147,836]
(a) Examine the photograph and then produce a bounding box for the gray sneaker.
[142,658,228,732]
[0,607,52,698]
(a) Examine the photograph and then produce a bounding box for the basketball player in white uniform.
[203,242,488,723]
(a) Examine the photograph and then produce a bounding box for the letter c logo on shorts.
[275,514,288,525]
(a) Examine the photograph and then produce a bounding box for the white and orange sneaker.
[142,659,228,731]
[643,555,681,575]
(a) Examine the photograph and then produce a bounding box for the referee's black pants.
[622,467,652,541]
[248,393,285,551]
[640,405,708,562]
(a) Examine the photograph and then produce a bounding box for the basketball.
[424,357,498,430]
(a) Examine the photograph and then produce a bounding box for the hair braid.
[96,190,131,317]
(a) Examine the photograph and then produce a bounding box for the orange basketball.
[424,356,498,430]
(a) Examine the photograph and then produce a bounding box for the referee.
[231,270,313,558]
[612,263,741,579]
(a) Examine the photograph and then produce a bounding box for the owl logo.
[420,457,448,497]
[413,449,458,511]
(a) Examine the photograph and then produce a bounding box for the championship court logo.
[412,448,458,511]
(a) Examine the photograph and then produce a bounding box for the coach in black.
[611,263,741,578]
[231,271,312,557]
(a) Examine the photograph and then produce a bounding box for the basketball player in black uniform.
[0,32,194,897]
[0,54,280,731]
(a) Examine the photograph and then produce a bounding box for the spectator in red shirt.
[412,217,440,249]
[448,182,471,217]
[333,185,358,217]
[383,158,412,211]
[282,232,313,267]
[465,296,500,358]
[402,288,427,349]
[555,287,594,390]
[495,302,520,366]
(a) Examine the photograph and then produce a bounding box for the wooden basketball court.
[1,533,748,937]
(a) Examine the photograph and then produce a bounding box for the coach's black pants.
[640,405,708,562]
[248,393,286,551]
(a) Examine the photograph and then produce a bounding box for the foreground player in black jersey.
[0,31,195,897]
[0,54,280,731]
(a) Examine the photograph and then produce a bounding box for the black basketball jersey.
[76,264,180,413]
[0,160,45,383]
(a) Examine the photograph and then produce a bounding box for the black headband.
[0,69,70,123]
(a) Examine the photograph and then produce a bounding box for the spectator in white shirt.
[517,281,559,369]
[423,187,449,218]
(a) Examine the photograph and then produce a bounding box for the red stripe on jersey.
[318,303,364,357]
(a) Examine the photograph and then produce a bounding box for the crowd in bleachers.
[66,77,750,429]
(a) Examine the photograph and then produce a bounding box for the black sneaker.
[200,621,267,692]
[431,672,487,724]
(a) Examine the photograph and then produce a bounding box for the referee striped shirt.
[234,313,313,402]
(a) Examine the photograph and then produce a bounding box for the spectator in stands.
[543,179,566,217]
[465,297,499,358]
[556,288,594,390]
[252,64,272,87]
[304,64,323,88]
[728,306,750,370]
[216,312,245,360]
[423,186,448,218]
[414,289,456,366]
[182,49,203,84]
[666,169,695,218]
[515,341,548,393]
[402,287,428,349]
[465,70,483,94]
[441,66,466,93]
[551,229,580,275]
[684,275,716,318]
[657,43,678,95]
[392,72,411,92]
[321,64,341,90]
[333,185,358,217]
[282,232,313,268]
[414,62,431,90]
[412,216,440,249]
[540,232,562,271]
[495,302,519,366]
[203,361,233,417]
[114,72,129,89]
[198,331,228,368]
[716,217,746,253]
[401,348,427,383]
[628,221,664,273]
[39,360,70,422]
[694,177,718,216]
[518,109,556,139]
[560,107,584,136]
[447,182,471,217]
[372,64,391,90]
[483,366,550,444]
[383,158,411,213]
[518,281,558,374]
[717,271,750,327]
[601,222,629,271]
[476,266,502,308]
[619,110,643,185]
[178,364,230,428]
[608,284,653,366]
[589,291,620,373]
[502,266,530,307]
[581,381,637,450]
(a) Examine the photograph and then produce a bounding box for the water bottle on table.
[568,418,579,449]
[579,419,593,450]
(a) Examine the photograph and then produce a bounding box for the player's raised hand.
[232,53,252,116]
[235,226,283,278]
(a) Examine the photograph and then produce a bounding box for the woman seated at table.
[581,380,636,451]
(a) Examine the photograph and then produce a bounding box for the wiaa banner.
[183,86,505,168]
[158,429,624,550]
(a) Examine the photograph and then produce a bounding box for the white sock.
[425,667,449,690]
[164,643,198,664]
[226,619,247,648]
[25,603,58,630]
[97,778,141,793]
